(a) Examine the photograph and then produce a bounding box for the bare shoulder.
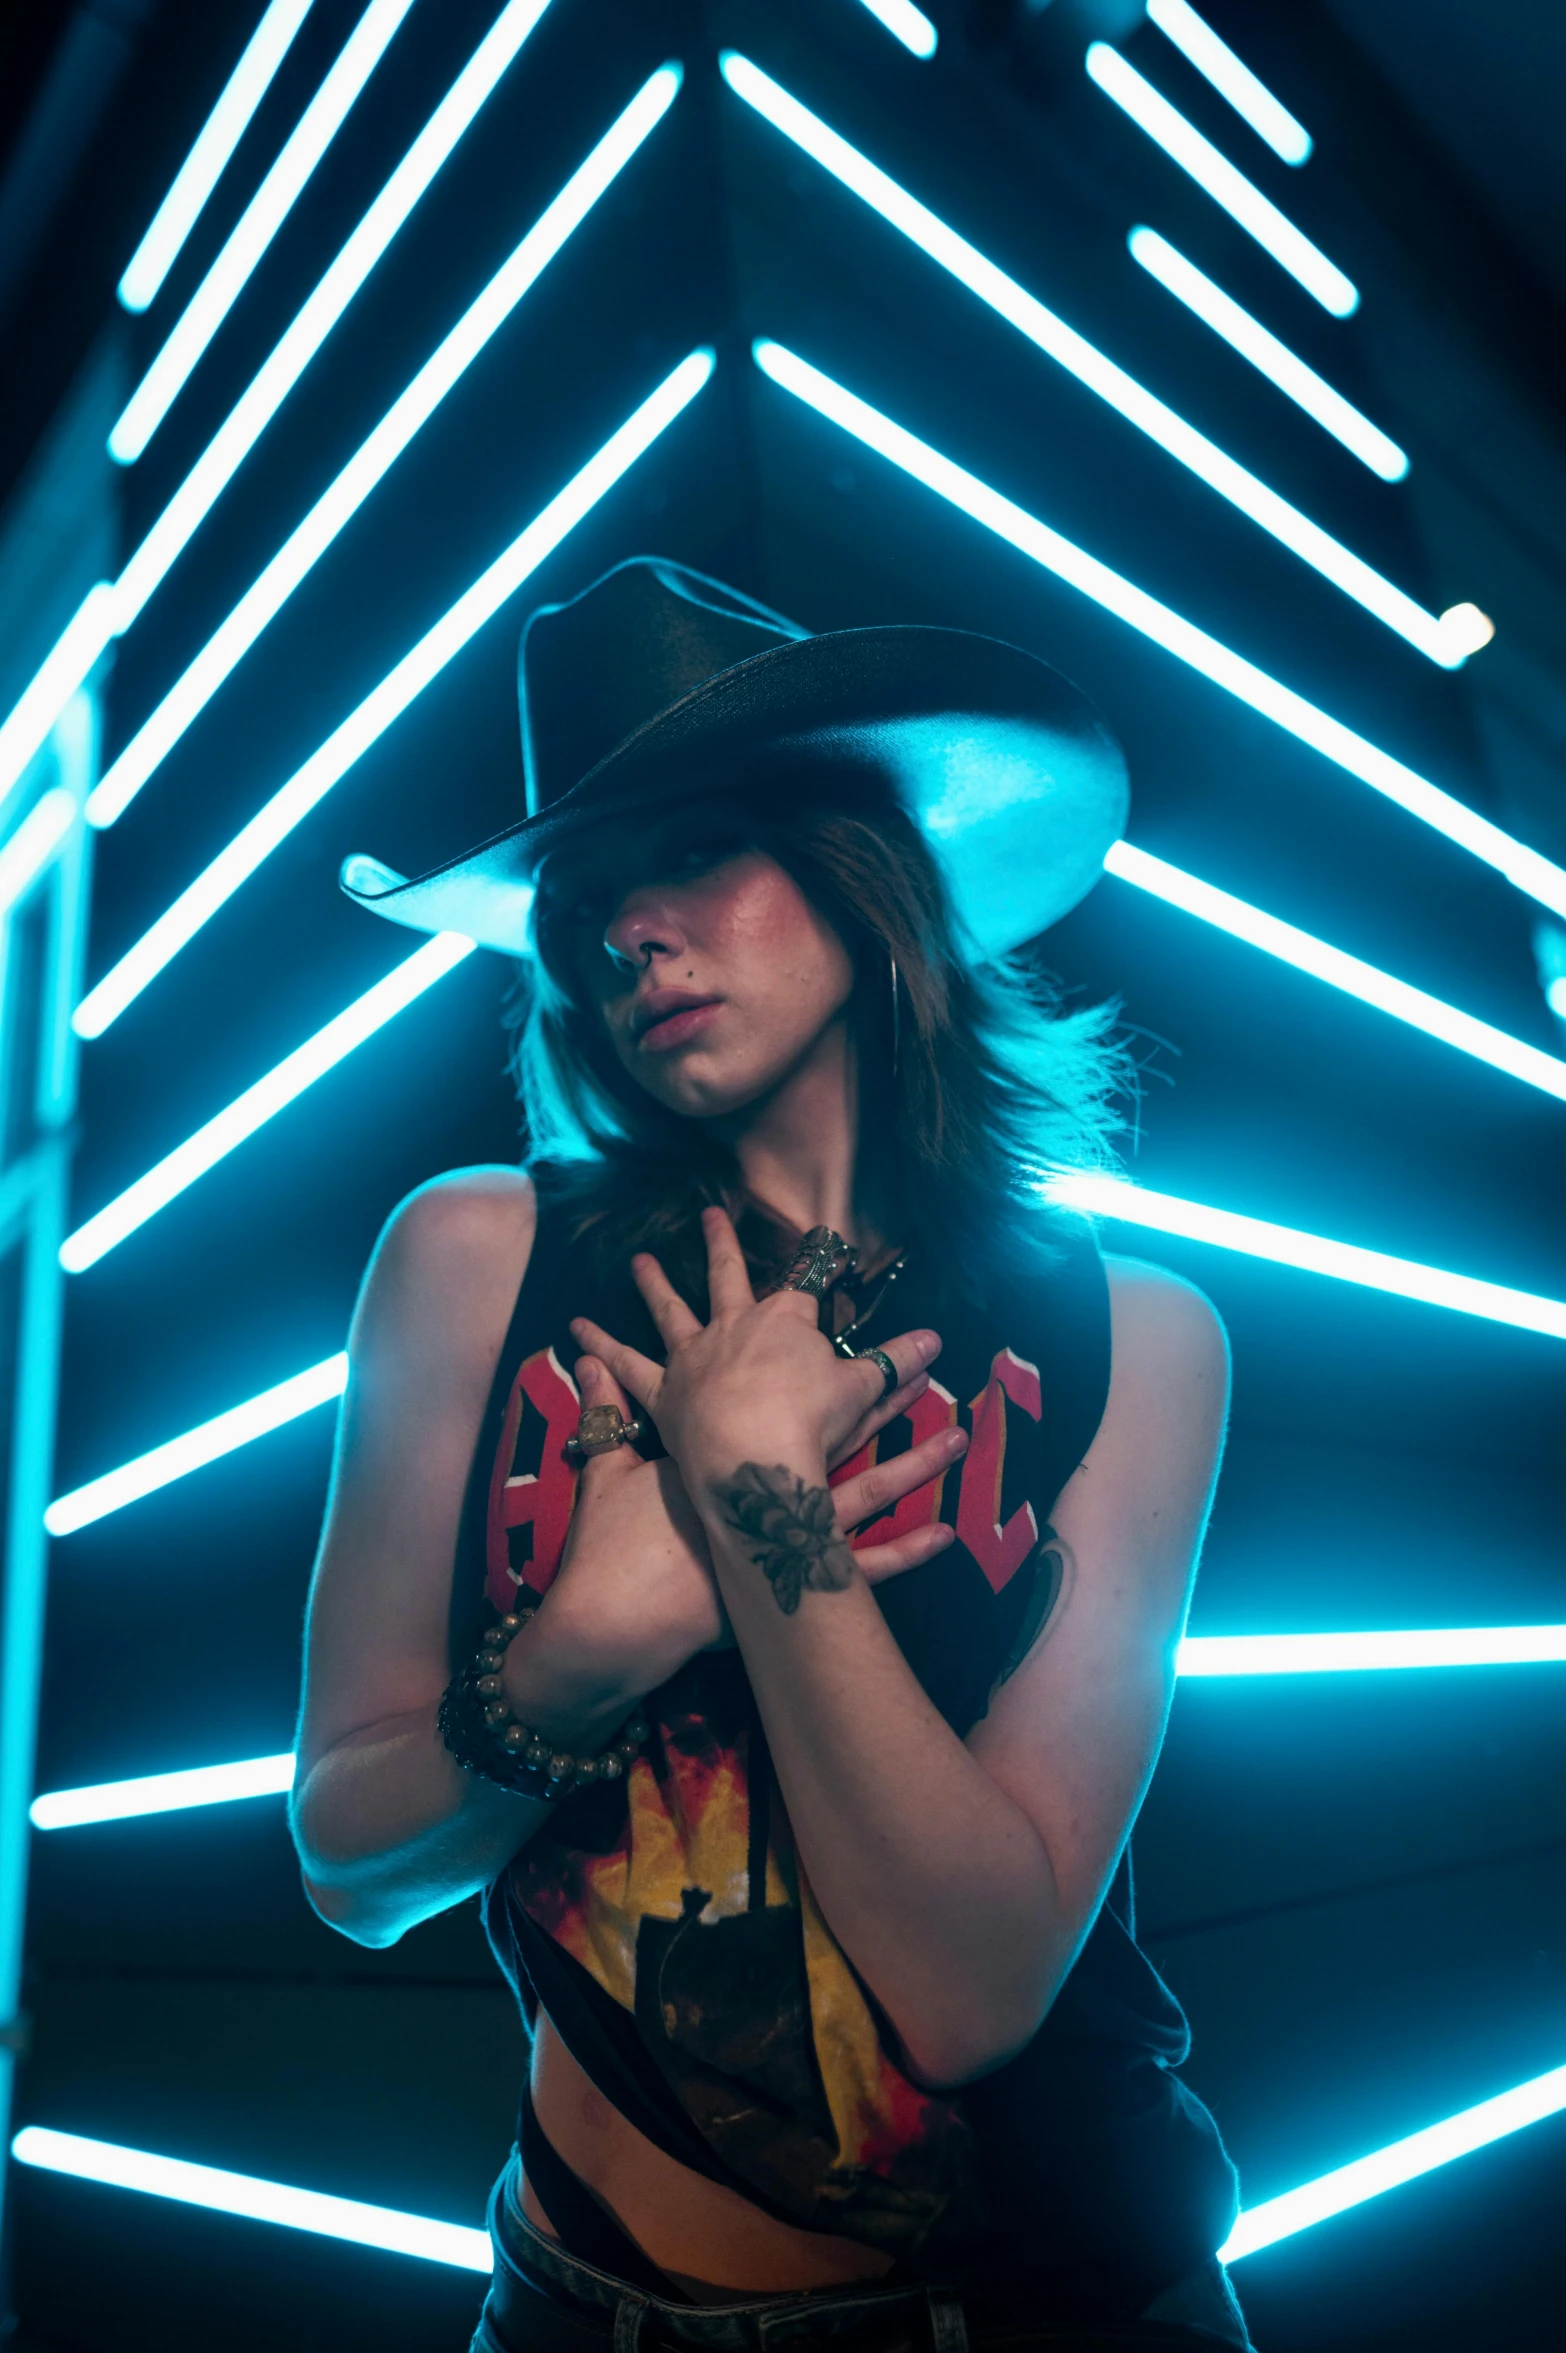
[1103,1252,1229,1386]
[351,1165,537,1386]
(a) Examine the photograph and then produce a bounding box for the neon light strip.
[1103,843,1566,1103]
[1045,1172,1566,1341]
[1086,43,1357,316]
[850,0,937,59]
[0,788,75,919]
[110,0,555,602]
[0,4,556,799]
[31,1754,297,1830]
[1180,1628,1566,1675]
[0,587,116,809]
[750,341,1566,920]
[72,349,714,1038]
[722,59,1445,662]
[118,0,319,315]
[62,933,473,1272]
[110,0,419,461]
[44,1354,347,1537]
[10,2130,490,2271]
[1128,229,1407,482]
[1221,2061,1566,2261]
[1145,0,1311,166]
[88,65,682,830]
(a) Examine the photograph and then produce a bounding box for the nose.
[603,887,689,973]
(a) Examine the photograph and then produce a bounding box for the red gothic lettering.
[955,1348,1042,1593]
[831,1382,959,1550]
[486,1347,581,1608]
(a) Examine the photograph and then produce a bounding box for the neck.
[709,1018,895,1257]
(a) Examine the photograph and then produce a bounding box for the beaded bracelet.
[437,1604,648,1801]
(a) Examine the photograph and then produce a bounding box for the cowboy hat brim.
[340,623,1127,960]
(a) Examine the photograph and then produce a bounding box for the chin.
[638,1050,797,1121]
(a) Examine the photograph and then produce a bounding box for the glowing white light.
[31,1754,296,1830]
[1179,1627,1566,1676]
[1221,2062,1566,2261]
[62,934,473,1272]
[0,585,116,807]
[1086,44,1357,316]
[750,341,1566,921]
[10,2130,491,2271]
[0,787,75,919]
[1439,601,1495,657]
[1127,229,1406,480]
[73,349,714,1037]
[88,65,682,830]
[118,0,318,314]
[852,0,937,59]
[1103,842,1566,1103]
[1145,0,1311,166]
[44,1353,347,1537]
[723,61,1443,659]
[111,0,418,462]
[107,0,557,625]
[1550,978,1566,1020]
[1044,1171,1566,1341]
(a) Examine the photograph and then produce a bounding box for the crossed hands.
[537,1208,966,1695]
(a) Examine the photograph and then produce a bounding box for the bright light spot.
[1145,0,1311,165]
[1104,842,1566,1101]
[61,935,473,1271]
[72,350,714,1036]
[0,585,116,808]
[724,59,1443,658]
[44,1354,348,1537]
[1180,1627,1566,1675]
[852,0,937,59]
[32,1754,296,1830]
[1044,1170,1566,1341]
[1221,2062,1566,2261]
[1439,601,1495,657]
[1086,43,1357,315]
[88,63,682,829]
[10,2130,491,2272]
[749,341,1566,920]
[110,0,420,462]
[0,787,76,920]
[1127,230,1406,480]
[107,0,558,622]
[118,0,318,314]
[1550,977,1566,1020]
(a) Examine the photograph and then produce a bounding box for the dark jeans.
[471,2154,1255,2353]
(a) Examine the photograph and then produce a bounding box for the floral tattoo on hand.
[712,1463,857,1615]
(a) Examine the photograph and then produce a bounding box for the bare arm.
[579,1225,1229,2088]
[291,1168,569,1948]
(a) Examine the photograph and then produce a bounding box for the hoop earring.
[888,951,901,1079]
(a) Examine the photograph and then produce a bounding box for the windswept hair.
[509,792,1127,1306]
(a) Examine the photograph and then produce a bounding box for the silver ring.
[566,1404,644,1460]
[781,1226,856,1298]
[855,1344,900,1399]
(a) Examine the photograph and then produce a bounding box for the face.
[542,806,856,1120]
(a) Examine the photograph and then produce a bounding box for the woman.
[292,558,1248,2351]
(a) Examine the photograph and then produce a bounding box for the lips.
[632,992,723,1051]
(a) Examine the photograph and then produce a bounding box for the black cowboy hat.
[340,556,1128,961]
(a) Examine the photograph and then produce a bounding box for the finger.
[570,1356,645,1481]
[856,1524,956,1583]
[628,1253,704,1346]
[834,1424,967,1531]
[569,1316,662,1411]
[828,1371,931,1469]
[702,1206,756,1315]
[846,1328,942,1418]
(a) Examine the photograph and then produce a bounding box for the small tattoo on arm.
[713,1463,856,1615]
[991,1531,1068,1692]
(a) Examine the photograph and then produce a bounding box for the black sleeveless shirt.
[462,1194,1237,2319]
